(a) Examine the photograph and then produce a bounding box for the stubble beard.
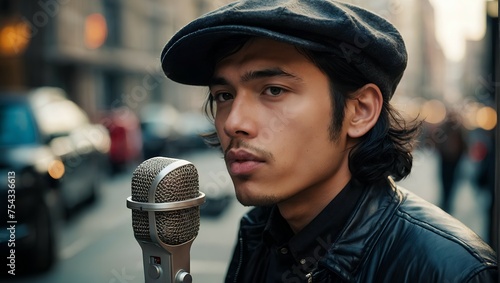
[234,187,279,207]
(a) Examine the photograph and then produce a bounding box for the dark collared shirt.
[242,180,364,283]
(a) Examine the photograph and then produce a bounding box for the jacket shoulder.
[396,186,495,261]
[380,186,497,280]
[320,180,497,282]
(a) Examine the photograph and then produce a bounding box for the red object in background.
[101,108,143,170]
[469,140,488,162]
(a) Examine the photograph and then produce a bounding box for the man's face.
[209,38,352,207]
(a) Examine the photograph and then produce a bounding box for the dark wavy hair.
[202,36,421,184]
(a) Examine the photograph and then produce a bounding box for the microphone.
[126,157,205,283]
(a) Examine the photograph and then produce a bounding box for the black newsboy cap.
[161,0,407,100]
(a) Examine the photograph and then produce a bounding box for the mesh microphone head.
[131,157,200,245]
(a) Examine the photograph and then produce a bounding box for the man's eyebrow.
[209,68,302,87]
[241,68,302,83]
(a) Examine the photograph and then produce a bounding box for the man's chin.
[236,193,279,207]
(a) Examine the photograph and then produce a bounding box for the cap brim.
[161,25,331,86]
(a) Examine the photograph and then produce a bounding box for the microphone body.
[127,157,205,283]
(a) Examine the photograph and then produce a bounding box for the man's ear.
[345,83,383,138]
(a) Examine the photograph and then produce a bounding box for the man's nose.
[223,93,257,139]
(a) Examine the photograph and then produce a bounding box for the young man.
[160,0,498,282]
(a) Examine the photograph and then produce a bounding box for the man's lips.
[225,150,265,175]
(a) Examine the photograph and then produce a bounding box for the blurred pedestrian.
[434,110,467,213]
[475,129,496,249]
[160,0,497,282]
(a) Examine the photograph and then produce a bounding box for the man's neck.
[277,171,351,233]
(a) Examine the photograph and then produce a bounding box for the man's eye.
[213,92,234,102]
[264,87,284,96]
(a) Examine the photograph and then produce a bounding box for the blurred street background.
[0,0,498,282]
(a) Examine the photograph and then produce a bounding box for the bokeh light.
[420,99,447,124]
[84,13,107,49]
[48,159,65,179]
[476,106,497,130]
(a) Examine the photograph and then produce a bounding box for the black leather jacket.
[225,179,498,282]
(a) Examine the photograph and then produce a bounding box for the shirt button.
[279,248,288,254]
[300,258,306,265]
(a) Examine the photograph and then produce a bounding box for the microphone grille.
[131,157,200,245]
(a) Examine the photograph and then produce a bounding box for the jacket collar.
[317,177,402,281]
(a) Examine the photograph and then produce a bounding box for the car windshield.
[0,104,38,146]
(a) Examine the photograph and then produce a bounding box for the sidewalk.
[396,149,491,241]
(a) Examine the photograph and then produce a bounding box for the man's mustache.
[224,139,275,162]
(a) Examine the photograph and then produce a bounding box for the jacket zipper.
[233,234,244,283]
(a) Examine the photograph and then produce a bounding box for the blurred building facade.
[0,0,231,121]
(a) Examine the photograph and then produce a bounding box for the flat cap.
[161,0,407,100]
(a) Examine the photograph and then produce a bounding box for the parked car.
[140,104,213,158]
[172,111,214,155]
[0,87,110,273]
[140,104,179,159]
